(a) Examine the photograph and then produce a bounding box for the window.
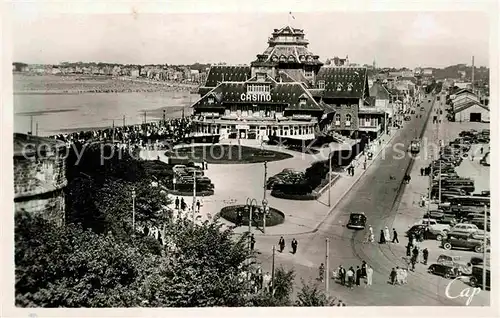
[335,114,341,125]
[336,83,343,91]
[347,83,353,91]
[208,97,214,104]
[318,80,325,89]
[305,70,313,77]
[346,114,352,126]
[299,98,307,106]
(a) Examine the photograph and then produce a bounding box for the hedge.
[219,205,285,227]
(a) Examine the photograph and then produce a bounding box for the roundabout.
[165,144,293,164]
[219,204,285,227]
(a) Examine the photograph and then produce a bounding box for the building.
[13,133,67,226]
[454,102,490,122]
[192,26,377,140]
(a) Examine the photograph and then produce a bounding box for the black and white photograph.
[1,0,497,315]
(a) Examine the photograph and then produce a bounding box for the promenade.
[141,126,401,237]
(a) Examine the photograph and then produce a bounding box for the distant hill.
[426,64,489,82]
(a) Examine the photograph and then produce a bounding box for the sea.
[14,91,199,137]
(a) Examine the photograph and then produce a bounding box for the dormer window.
[299,98,307,106]
[337,83,343,91]
[208,97,214,104]
[347,83,353,91]
[318,80,325,89]
[257,73,265,81]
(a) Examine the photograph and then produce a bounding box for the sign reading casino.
[240,93,272,102]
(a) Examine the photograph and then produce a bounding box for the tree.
[295,280,338,306]
[15,211,158,307]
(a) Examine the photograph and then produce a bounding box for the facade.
[454,102,490,122]
[192,26,376,140]
[13,133,67,226]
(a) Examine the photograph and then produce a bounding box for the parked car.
[441,233,488,253]
[469,265,490,290]
[346,212,367,230]
[406,225,445,241]
[469,257,483,266]
[427,254,472,279]
[414,219,450,233]
[449,223,480,235]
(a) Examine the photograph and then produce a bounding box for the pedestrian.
[337,300,346,307]
[175,196,180,210]
[363,160,367,170]
[263,272,271,292]
[361,261,367,278]
[406,242,412,257]
[390,268,397,285]
[180,198,186,211]
[346,267,354,288]
[402,269,408,284]
[338,265,346,285]
[480,147,484,154]
[236,209,243,227]
[396,267,403,285]
[250,234,255,250]
[379,229,386,244]
[420,167,424,176]
[278,236,285,252]
[196,200,201,212]
[422,248,429,265]
[366,265,373,287]
[392,228,399,243]
[291,238,298,254]
[318,263,325,282]
[355,266,362,286]
[384,226,391,242]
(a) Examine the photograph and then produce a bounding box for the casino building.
[192,26,386,141]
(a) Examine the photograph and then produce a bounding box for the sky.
[10,4,491,69]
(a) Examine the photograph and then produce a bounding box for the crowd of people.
[51,116,194,148]
[330,261,374,289]
[362,225,400,244]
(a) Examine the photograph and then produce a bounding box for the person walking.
[250,234,255,251]
[384,226,391,242]
[392,228,399,243]
[420,167,424,176]
[346,267,354,289]
[480,147,484,154]
[180,198,186,211]
[263,272,271,293]
[422,248,429,265]
[355,266,362,286]
[366,265,373,287]
[379,229,386,244]
[361,261,367,278]
[406,242,412,257]
[390,268,397,285]
[338,265,346,286]
[278,236,285,253]
[291,238,298,254]
[196,200,201,213]
[318,263,325,282]
[175,196,180,210]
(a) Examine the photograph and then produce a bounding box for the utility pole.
[263,161,268,234]
[112,119,115,143]
[123,115,125,127]
[30,115,33,135]
[428,162,433,223]
[438,110,442,203]
[192,170,197,223]
[271,245,276,294]
[483,204,487,290]
[132,188,136,237]
[325,238,330,293]
[35,122,38,136]
[328,153,332,206]
[144,111,147,125]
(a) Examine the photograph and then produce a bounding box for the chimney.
[471,56,475,93]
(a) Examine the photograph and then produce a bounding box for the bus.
[447,195,490,207]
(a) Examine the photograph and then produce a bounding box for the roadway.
[256,92,485,305]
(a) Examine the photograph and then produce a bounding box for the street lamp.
[246,198,258,234]
[131,188,136,237]
[262,198,268,234]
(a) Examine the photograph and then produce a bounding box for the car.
[449,223,479,235]
[469,265,490,290]
[406,225,446,241]
[428,263,463,279]
[469,257,483,266]
[441,233,489,253]
[414,219,450,233]
[346,212,367,230]
[423,210,445,220]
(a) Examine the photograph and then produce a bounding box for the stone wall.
[14,155,67,199]
[15,191,65,227]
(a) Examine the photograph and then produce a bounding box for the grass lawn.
[219,205,285,227]
[165,145,293,164]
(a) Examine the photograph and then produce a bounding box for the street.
[255,93,489,305]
